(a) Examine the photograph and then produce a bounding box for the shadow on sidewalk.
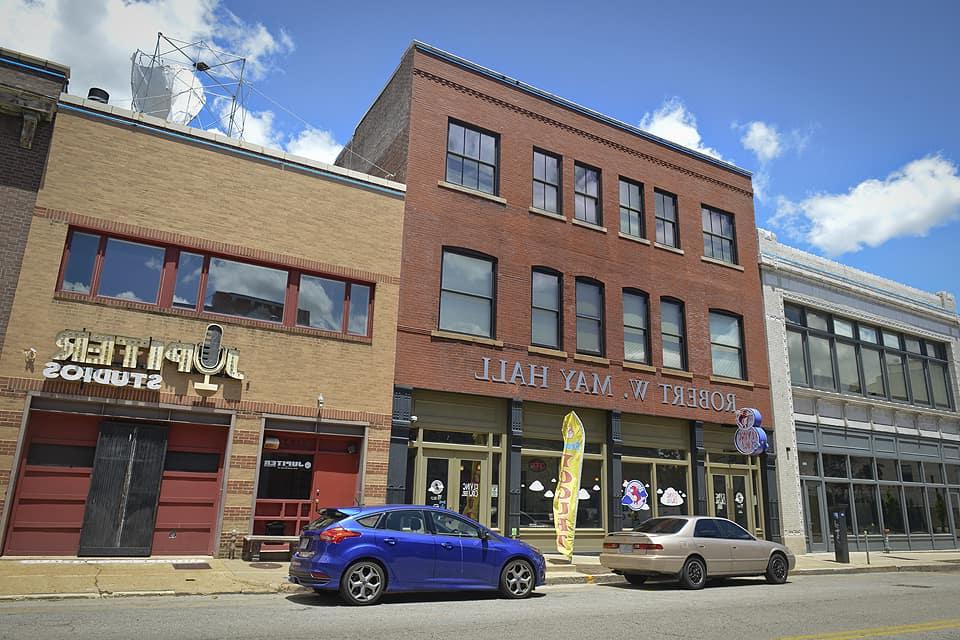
[599,577,783,591]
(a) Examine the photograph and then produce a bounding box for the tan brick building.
[0,50,405,558]
[336,43,779,552]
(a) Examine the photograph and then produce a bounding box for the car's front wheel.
[679,556,707,590]
[500,559,535,599]
[339,561,386,605]
[623,573,647,586]
[765,553,789,585]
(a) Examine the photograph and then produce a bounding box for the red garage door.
[4,413,227,557]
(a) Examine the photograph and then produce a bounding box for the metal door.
[78,423,168,556]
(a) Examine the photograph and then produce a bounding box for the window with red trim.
[57,229,374,337]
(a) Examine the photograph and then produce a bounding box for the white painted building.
[760,229,960,554]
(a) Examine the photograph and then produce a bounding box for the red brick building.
[337,42,778,551]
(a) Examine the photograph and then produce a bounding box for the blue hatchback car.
[288,505,547,605]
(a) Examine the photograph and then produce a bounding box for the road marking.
[777,618,960,640]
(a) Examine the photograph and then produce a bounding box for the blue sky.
[4,0,959,294]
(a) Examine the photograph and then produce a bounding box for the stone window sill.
[571,218,608,233]
[574,353,610,366]
[623,361,656,373]
[701,256,745,272]
[437,180,507,205]
[431,329,504,347]
[654,242,684,255]
[618,232,651,245]
[709,375,754,388]
[528,345,568,359]
[660,367,693,380]
[528,206,566,222]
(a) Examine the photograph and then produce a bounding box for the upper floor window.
[709,311,745,379]
[623,290,650,364]
[619,178,644,238]
[575,279,604,356]
[702,206,737,264]
[532,150,561,213]
[439,249,495,338]
[446,121,497,195]
[531,268,561,349]
[574,163,601,225]
[655,190,679,247]
[785,303,953,409]
[58,229,372,336]
[661,299,687,370]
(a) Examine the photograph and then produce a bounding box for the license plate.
[618,544,633,554]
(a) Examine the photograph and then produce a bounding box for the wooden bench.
[241,535,300,562]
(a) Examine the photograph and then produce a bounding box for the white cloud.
[639,98,725,160]
[286,128,344,165]
[739,121,782,164]
[0,0,291,106]
[772,155,960,256]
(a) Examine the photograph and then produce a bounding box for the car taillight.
[603,543,619,549]
[318,527,362,544]
[633,543,663,550]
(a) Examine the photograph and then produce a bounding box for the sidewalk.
[1,549,958,601]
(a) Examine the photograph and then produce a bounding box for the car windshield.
[304,509,351,531]
[633,518,687,534]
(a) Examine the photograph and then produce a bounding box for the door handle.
[697,544,705,549]
[383,537,397,545]
[440,542,454,550]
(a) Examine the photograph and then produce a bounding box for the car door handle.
[383,537,397,545]
[697,544,705,549]
[440,542,454,550]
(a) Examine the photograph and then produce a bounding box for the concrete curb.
[2,564,958,600]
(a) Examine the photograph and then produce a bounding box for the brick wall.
[349,46,772,424]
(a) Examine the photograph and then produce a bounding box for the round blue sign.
[734,407,767,456]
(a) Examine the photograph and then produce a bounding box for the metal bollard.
[882,528,892,554]
[864,530,870,565]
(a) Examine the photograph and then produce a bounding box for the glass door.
[419,451,490,526]
[709,472,753,532]
[950,491,960,543]
[803,480,829,552]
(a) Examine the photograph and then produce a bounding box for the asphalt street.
[2,572,959,640]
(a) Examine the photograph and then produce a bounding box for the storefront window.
[523,438,601,454]
[825,483,852,533]
[799,452,819,476]
[656,465,689,516]
[710,453,747,465]
[903,486,929,533]
[876,458,898,481]
[519,456,604,528]
[850,457,874,480]
[880,485,905,534]
[491,453,501,529]
[862,348,886,397]
[853,484,880,534]
[822,454,847,478]
[930,362,951,409]
[297,275,345,331]
[99,238,165,304]
[620,446,684,460]
[621,462,653,528]
[908,358,930,405]
[257,453,313,499]
[900,461,922,483]
[61,231,100,293]
[929,488,950,534]
[173,251,204,309]
[579,460,603,528]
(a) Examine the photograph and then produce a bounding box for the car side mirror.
[479,529,490,541]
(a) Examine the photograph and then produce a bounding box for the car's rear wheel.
[339,561,385,605]
[679,556,707,590]
[623,573,647,586]
[765,553,788,585]
[500,559,535,599]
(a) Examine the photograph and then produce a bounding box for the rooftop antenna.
[131,32,248,138]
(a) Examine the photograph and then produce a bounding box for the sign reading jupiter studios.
[474,357,739,413]
[42,323,244,394]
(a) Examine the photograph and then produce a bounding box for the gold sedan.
[599,516,796,589]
